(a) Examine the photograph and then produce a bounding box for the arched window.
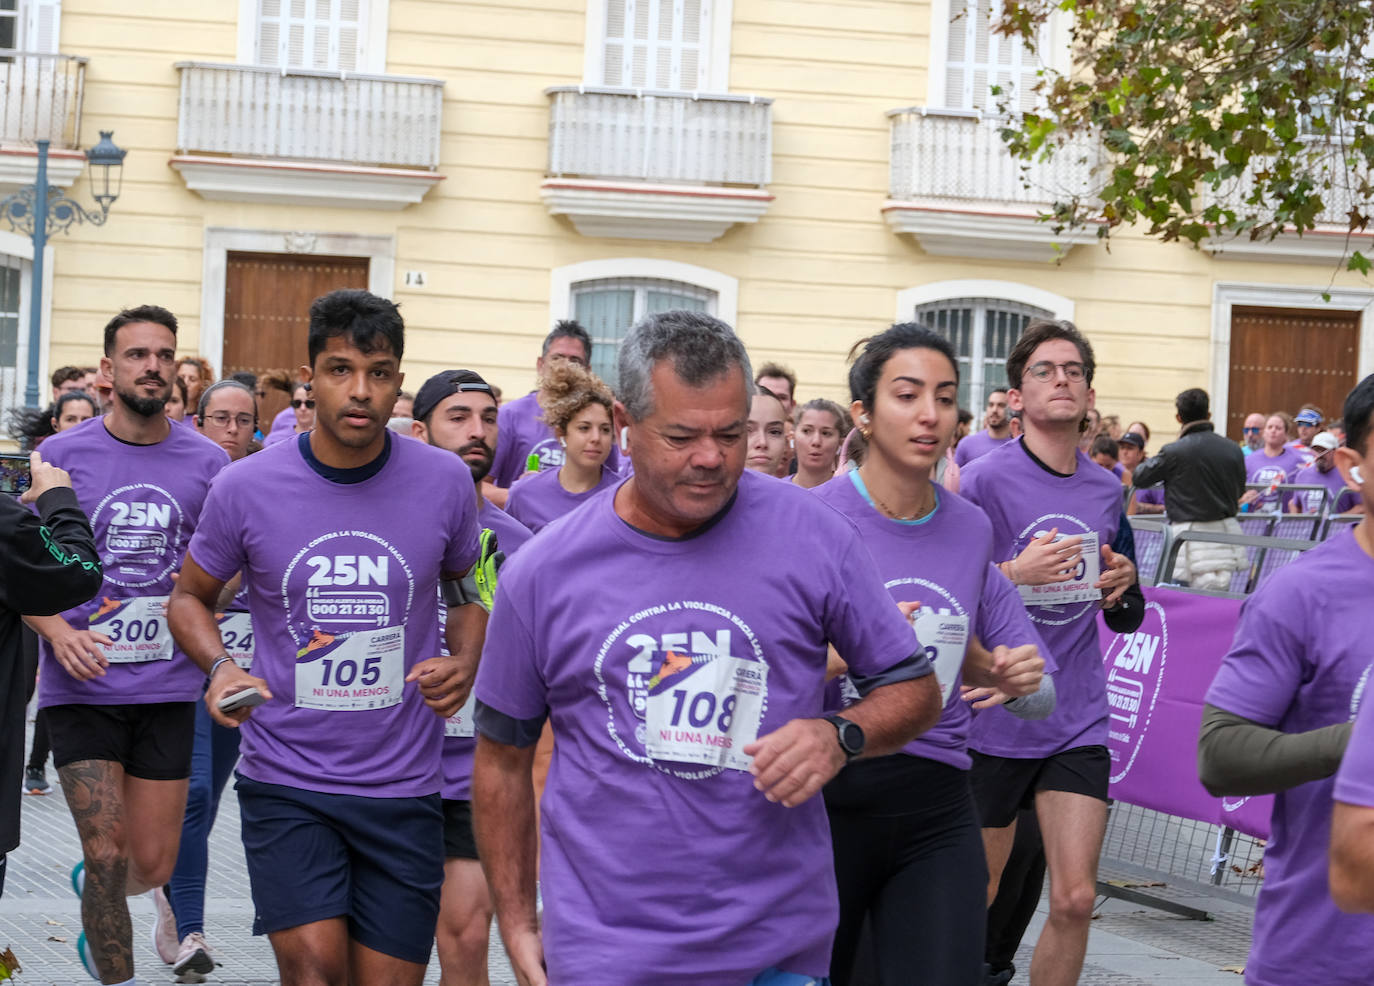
[573,277,715,385]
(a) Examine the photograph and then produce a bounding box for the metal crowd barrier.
[1097,490,1358,914]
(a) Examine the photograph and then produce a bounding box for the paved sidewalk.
[4,714,1253,984]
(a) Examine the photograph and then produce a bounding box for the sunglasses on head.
[292,399,315,409]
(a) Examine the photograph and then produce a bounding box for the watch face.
[837,719,863,755]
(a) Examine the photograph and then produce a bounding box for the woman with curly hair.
[177,356,215,409]
[506,363,620,533]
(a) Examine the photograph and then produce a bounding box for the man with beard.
[955,388,1012,467]
[412,369,532,986]
[23,305,229,983]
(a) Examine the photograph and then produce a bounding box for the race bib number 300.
[89,596,173,663]
[1018,532,1101,607]
[644,656,766,772]
[294,626,405,711]
[912,610,969,704]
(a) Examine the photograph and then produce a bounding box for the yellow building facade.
[2,0,1372,441]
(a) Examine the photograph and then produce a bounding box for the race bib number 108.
[644,656,766,772]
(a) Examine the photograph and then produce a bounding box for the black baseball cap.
[413,369,495,423]
[1118,432,1145,451]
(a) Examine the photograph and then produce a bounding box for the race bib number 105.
[89,596,174,663]
[294,626,405,711]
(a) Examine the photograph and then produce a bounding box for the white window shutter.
[256,0,362,70]
[25,0,61,53]
[599,0,711,91]
[942,0,1041,112]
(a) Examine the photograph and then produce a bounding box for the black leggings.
[985,807,1047,973]
[826,756,987,986]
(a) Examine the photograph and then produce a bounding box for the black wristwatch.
[825,714,865,763]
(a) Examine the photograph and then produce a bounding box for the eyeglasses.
[292,399,315,409]
[1025,361,1087,383]
[1242,427,1261,434]
[204,412,256,429]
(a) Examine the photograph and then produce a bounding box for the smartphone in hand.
[217,687,267,714]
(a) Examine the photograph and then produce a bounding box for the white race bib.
[294,626,405,711]
[1018,532,1101,607]
[217,611,255,670]
[644,655,767,772]
[912,610,969,705]
[89,596,173,663]
[445,689,477,738]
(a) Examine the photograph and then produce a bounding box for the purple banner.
[1098,587,1273,840]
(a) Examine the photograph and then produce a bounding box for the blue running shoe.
[70,860,85,898]
[76,931,98,980]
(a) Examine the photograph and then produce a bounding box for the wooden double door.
[222,252,370,378]
[1225,305,1360,439]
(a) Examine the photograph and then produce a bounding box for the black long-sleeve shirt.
[1,488,102,854]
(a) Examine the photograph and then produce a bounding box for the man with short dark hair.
[26,305,230,984]
[955,388,1012,467]
[961,319,1142,986]
[1202,374,1374,986]
[411,368,531,986]
[754,362,797,416]
[473,309,941,986]
[1131,388,1247,588]
[169,290,481,986]
[485,321,620,505]
[51,366,87,402]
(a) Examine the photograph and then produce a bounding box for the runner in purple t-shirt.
[812,324,1053,985]
[484,321,620,507]
[1201,375,1374,985]
[954,387,1013,467]
[410,367,533,986]
[473,310,942,986]
[1244,414,1306,511]
[25,306,229,984]
[505,363,620,534]
[168,291,481,985]
[1288,431,1362,514]
[959,319,1143,986]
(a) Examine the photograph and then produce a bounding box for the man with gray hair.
[472,309,941,986]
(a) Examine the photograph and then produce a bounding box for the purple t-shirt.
[488,389,621,488]
[1336,684,1374,808]
[261,425,298,447]
[505,464,622,534]
[1246,447,1305,510]
[1205,531,1374,986]
[267,405,294,436]
[475,469,929,984]
[38,420,229,707]
[441,498,532,802]
[959,438,1124,757]
[189,436,480,797]
[814,471,1053,769]
[1134,486,1165,507]
[954,428,1012,468]
[1289,462,1361,515]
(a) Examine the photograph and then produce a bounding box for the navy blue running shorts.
[236,774,444,965]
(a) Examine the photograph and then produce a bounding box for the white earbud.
[1354,465,1366,485]
[558,437,567,449]
[620,427,630,453]
[860,414,870,425]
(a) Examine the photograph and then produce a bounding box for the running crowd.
[6,289,1374,986]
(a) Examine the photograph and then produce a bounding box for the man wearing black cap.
[1131,388,1247,587]
[412,370,533,986]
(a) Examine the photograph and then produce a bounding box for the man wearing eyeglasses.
[483,321,620,507]
[958,319,1144,986]
[1241,411,1266,455]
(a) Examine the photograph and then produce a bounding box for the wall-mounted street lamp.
[1,132,126,408]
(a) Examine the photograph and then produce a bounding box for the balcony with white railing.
[884,107,1103,261]
[1201,148,1373,262]
[170,62,445,210]
[0,51,89,190]
[540,86,774,242]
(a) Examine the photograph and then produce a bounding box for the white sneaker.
[172,932,217,982]
[150,886,178,964]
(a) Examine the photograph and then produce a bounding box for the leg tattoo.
[59,761,134,983]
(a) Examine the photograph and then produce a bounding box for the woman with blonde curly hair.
[506,362,620,533]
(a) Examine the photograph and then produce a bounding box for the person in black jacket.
[0,451,102,896]
[1131,388,1248,588]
